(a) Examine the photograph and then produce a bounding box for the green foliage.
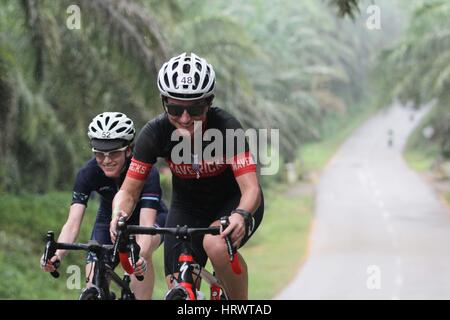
[0,192,97,299]
[375,0,450,160]
[0,0,397,192]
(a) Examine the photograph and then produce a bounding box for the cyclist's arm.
[222,172,261,247]
[56,203,86,259]
[112,176,145,220]
[44,203,86,271]
[136,208,157,257]
[234,171,261,213]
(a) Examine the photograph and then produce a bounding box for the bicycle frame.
[85,247,135,300]
[171,244,229,300]
[119,217,241,300]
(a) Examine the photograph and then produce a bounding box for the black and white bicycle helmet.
[87,112,135,151]
[157,52,215,100]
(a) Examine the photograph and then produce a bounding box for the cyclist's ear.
[126,145,133,157]
[206,95,214,106]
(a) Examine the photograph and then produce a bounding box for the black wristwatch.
[231,208,255,236]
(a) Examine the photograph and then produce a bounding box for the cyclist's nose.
[102,155,113,164]
[179,109,191,123]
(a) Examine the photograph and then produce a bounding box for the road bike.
[42,230,142,300]
[115,216,241,300]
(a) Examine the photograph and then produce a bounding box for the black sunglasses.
[164,102,208,117]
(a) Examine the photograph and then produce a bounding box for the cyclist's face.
[94,147,130,178]
[165,98,209,137]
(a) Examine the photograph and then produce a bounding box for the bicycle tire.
[79,287,105,300]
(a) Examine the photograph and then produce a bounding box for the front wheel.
[79,287,105,300]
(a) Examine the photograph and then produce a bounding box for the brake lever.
[129,235,144,281]
[44,231,60,278]
[219,217,236,261]
[219,216,242,274]
[112,217,127,264]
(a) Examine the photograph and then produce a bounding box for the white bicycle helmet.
[87,112,135,151]
[157,52,215,100]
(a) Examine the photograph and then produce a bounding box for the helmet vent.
[172,74,178,87]
[201,74,209,89]
[193,73,200,90]
[164,74,169,86]
[110,120,119,128]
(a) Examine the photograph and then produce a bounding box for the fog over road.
[276,104,450,299]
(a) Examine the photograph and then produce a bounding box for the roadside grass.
[243,194,313,299]
[403,107,450,208]
[445,192,450,206]
[403,149,435,172]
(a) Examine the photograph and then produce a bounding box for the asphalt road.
[276,104,450,299]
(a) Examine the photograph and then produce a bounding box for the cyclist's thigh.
[163,207,210,276]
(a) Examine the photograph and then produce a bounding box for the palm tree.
[377,0,450,159]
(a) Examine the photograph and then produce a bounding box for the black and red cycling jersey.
[128,107,257,214]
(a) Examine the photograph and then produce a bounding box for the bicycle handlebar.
[117,216,242,275]
[43,232,117,279]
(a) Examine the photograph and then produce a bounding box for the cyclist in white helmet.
[41,112,168,300]
[111,53,264,299]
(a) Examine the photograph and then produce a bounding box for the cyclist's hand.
[110,211,128,242]
[221,213,246,248]
[133,256,147,277]
[40,254,61,273]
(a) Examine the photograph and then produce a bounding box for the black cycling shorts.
[164,192,264,276]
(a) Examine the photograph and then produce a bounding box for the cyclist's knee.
[203,235,228,265]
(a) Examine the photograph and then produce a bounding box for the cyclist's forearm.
[112,177,144,220]
[56,203,85,259]
[237,185,261,213]
[56,222,81,259]
[137,208,157,257]
[235,172,261,214]
[112,189,137,220]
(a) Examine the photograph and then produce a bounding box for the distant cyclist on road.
[110,53,264,300]
[41,112,167,300]
[388,128,394,147]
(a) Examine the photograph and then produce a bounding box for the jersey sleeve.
[223,116,257,177]
[71,166,92,206]
[126,118,163,181]
[139,166,162,210]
